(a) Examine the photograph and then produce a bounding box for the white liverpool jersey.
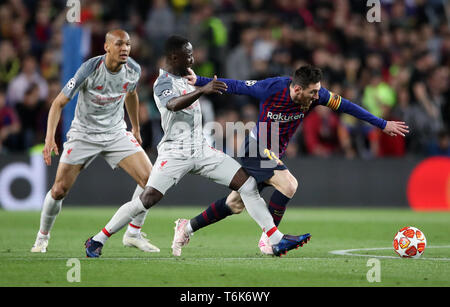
[62,54,141,137]
[153,68,205,157]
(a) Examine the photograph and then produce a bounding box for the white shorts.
[59,129,144,169]
[147,143,242,195]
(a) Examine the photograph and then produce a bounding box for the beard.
[118,54,128,65]
[298,100,312,112]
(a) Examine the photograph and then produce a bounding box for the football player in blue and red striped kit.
[172,65,409,255]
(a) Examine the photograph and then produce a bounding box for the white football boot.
[31,232,50,253]
[258,232,274,255]
[123,231,160,252]
[171,219,193,256]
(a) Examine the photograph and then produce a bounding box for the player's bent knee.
[142,165,151,184]
[51,184,69,200]
[139,187,163,209]
[286,177,298,198]
[134,167,150,188]
[228,200,244,214]
[138,176,149,189]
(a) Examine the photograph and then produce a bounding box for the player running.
[84,35,311,258]
[31,29,159,254]
[174,64,409,255]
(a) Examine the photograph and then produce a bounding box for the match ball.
[393,226,427,258]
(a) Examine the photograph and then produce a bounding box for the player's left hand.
[184,68,197,86]
[383,121,409,137]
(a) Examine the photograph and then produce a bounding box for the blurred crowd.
[0,0,449,159]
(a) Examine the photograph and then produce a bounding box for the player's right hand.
[201,75,227,95]
[43,139,59,166]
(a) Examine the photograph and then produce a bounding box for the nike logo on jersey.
[96,85,103,90]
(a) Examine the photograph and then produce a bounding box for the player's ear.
[168,53,178,64]
[104,42,109,53]
[293,84,303,94]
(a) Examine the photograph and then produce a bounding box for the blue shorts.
[238,136,287,191]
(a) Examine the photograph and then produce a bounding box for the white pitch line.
[329,245,450,261]
[5,246,450,261]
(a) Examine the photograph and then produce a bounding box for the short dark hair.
[164,35,190,56]
[292,65,323,88]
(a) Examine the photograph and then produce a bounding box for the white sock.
[36,231,49,239]
[126,221,143,236]
[238,177,283,245]
[92,230,109,244]
[39,191,62,235]
[126,185,147,236]
[93,197,147,244]
[185,221,193,235]
[131,184,144,200]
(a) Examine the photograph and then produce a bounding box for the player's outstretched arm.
[339,99,410,137]
[125,89,142,144]
[185,68,269,100]
[43,91,70,166]
[166,75,227,112]
[320,88,410,138]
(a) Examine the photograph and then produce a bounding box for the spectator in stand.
[226,28,257,80]
[426,66,448,129]
[6,55,48,107]
[376,109,406,157]
[36,78,61,148]
[14,84,44,150]
[409,50,438,120]
[302,105,355,159]
[360,70,400,157]
[407,52,444,153]
[31,7,53,59]
[0,87,21,153]
[0,40,21,88]
[145,0,175,57]
[225,28,258,107]
[427,129,450,157]
[39,48,60,81]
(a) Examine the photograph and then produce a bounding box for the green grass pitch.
[1,207,449,287]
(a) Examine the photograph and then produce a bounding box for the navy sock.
[190,197,233,232]
[268,190,290,226]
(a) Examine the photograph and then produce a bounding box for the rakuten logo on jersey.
[267,112,304,122]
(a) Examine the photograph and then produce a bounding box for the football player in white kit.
[85,35,310,258]
[31,30,160,254]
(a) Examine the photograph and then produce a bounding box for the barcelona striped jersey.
[195,76,387,158]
